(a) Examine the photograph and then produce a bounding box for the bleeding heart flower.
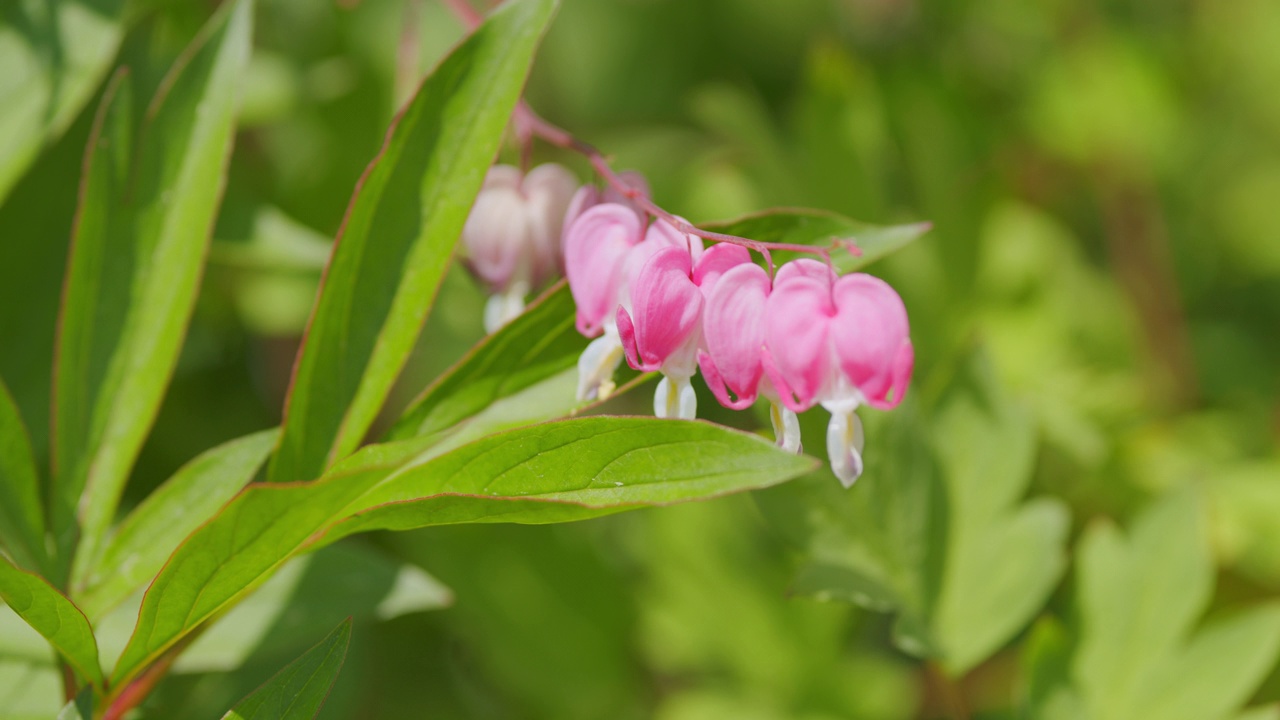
[616,243,749,418]
[697,261,805,452]
[759,262,913,487]
[462,163,579,332]
[563,203,703,401]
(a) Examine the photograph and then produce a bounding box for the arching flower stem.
[438,0,852,264]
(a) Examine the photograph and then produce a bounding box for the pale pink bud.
[462,164,579,332]
[563,205,702,338]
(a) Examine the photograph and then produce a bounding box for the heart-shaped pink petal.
[764,276,836,411]
[618,246,703,373]
[831,273,913,409]
[692,243,752,295]
[699,262,770,409]
[564,204,644,336]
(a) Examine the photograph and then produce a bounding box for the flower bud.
[563,204,704,402]
[462,163,578,332]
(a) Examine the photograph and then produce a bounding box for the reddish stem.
[513,102,837,261]
[441,0,847,264]
[441,0,483,27]
[102,652,176,720]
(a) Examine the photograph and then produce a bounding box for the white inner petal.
[770,402,803,453]
[826,409,865,489]
[576,328,624,402]
[654,374,697,420]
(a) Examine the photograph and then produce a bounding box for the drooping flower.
[462,163,579,332]
[761,262,914,486]
[616,243,750,418]
[562,202,702,401]
[696,261,801,452]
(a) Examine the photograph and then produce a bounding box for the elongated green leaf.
[268,0,560,484]
[172,542,448,675]
[54,0,253,587]
[0,378,47,573]
[0,0,125,203]
[113,417,812,687]
[108,467,384,688]
[78,428,278,619]
[0,556,101,688]
[220,619,351,720]
[331,417,819,540]
[388,282,585,440]
[700,208,929,273]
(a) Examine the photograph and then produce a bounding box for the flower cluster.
[462,164,914,487]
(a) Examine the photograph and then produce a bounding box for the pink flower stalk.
[616,243,751,419]
[758,261,914,486]
[462,163,579,332]
[562,201,702,401]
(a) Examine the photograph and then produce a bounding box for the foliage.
[2,0,1279,717]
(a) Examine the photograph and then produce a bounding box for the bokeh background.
[2,0,1279,717]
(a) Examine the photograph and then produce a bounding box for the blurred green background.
[2,0,1279,717]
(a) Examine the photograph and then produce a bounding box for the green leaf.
[1074,489,1211,711]
[53,0,253,586]
[108,465,384,688]
[387,282,586,441]
[77,428,279,620]
[56,688,92,720]
[0,377,47,573]
[1138,605,1280,720]
[769,356,1068,672]
[219,619,351,720]
[1020,618,1078,720]
[1236,707,1280,720]
[268,0,560,484]
[0,0,126,203]
[700,208,930,273]
[112,417,812,687]
[930,359,1069,674]
[767,403,949,658]
[329,417,818,540]
[1065,488,1280,720]
[0,555,101,688]
[173,542,449,674]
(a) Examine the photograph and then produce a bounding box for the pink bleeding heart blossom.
[562,200,702,401]
[462,163,579,332]
[694,261,798,452]
[757,261,913,486]
[616,243,750,418]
